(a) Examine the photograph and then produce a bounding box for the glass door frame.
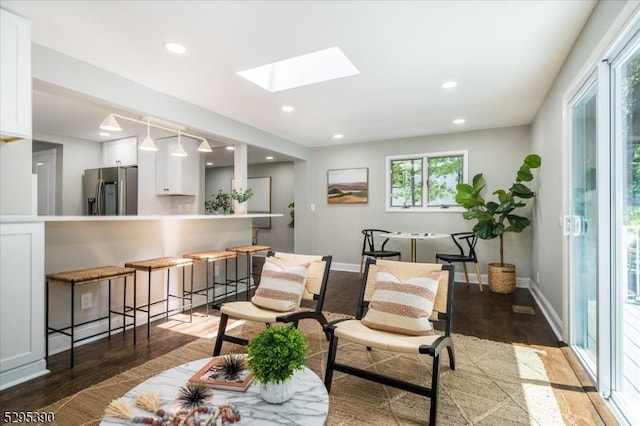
[564,72,607,386]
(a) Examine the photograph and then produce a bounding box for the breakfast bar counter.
[0,213,280,390]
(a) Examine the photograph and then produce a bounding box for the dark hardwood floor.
[0,270,614,424]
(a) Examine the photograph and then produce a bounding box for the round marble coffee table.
[100,358,329,425]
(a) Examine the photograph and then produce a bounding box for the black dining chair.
[435,232,483,291]
[360,229,401,277]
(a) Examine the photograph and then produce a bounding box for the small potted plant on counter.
[247,325,309,403]
[205,190,232,215]
[231,187,253,215]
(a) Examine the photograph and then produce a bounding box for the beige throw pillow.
[251,257,309,312]
[361,268,440,336]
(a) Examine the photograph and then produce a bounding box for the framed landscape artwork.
[327,167,368,204]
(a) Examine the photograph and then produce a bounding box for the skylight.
[237,46,359,92]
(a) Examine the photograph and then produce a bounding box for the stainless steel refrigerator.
[83,166,138,215]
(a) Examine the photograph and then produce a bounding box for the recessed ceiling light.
[99,132,110,136]
[453,118,466,124]
[226,146,235,151]
[206,162,213,166]
[266,156,274,160]
[281,105,294,112]
[164,42,186,54]
[333,133,344,140]
[441,81,457,89]
[238,46,359,92]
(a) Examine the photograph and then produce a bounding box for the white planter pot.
[259,377,295,403]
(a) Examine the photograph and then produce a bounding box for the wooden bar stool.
[225,244,271,300]
[46,265,136,368]
[182,250,237,316]
[124,257,193,342]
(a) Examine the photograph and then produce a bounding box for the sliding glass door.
[611,33,640,424]
[568,80,598,371]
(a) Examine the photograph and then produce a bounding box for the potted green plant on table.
[231,187,253,215]
[247,325,309,404]
[455,154,542,294]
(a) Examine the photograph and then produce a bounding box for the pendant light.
[197,138,212,152]
[171,129,188,157]
[139,121,158,151]
[100,113,122,132]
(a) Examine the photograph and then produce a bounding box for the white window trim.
[385,149,468,213]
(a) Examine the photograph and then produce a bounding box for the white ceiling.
[3,0,596,151]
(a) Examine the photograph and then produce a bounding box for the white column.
[233,143,248,214]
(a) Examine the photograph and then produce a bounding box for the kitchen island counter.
[1,213,281,223]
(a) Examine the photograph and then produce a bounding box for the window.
[386,150,468,212]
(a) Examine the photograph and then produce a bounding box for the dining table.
[384,232,450,262]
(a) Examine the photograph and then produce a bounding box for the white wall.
[0,138,32,214]
[297,125,533,274]
[205,161,295,252]
[531,0,632,332]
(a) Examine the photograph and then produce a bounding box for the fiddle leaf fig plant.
[455,154,541,266]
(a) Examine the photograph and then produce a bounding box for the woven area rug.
[38,313,564,425]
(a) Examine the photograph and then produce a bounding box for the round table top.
[384,232,450,240]
[100,358,329,426]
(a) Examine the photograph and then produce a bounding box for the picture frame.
[327,167,368,204]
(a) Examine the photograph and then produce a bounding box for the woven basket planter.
[488,263,516,294]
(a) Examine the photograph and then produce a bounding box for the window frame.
[385,149,468,213]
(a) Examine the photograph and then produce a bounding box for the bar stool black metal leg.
[70,281,75,368]
[147,268,152,340]
[189,263,193,322]
[165,268,170,320]
[133,273,137,345]
[246,254,251,300]
[235,256,239,301]
[205,260,210,316]
[45,280,49,364]
[108,279,112,338]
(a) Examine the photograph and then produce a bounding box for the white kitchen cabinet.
[0,221,47,390]
[102,136,138,167]
[0,9,31,141]
[155,135,198,195]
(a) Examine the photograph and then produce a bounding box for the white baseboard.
[0,360,49,391]
[528,279,563,341]
[47,284,251,355]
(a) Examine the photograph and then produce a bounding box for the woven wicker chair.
[213,251,332,356]
[324,259,455,425]
[360,229,401,277]
[435,232,483,291]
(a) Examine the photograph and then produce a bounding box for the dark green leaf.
[510,183,535,198]
[473,220,498,240]
[524,154,541,169]
[505,215,530,231]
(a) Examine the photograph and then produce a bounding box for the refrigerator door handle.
[97,179,104,215]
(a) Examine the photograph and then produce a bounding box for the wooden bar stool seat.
[46,265,136,368]
[226,245,271,300]
[124,257,193,342]
[183,250,237,315]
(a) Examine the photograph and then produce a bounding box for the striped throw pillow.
[361,268,440,336]
[251,257,309,312]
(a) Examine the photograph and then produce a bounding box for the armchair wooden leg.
[324,334,339,391]
[359,256,365,279]
[474,262,483,292]
[212,313,229,356]
[429,354,441,425]
[447,345,455,370]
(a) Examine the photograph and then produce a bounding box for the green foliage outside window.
[389,152,465,209]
